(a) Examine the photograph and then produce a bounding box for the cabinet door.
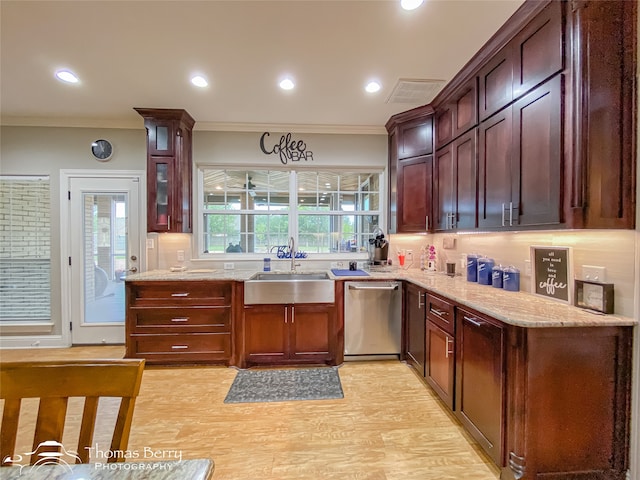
[243,305,288,364]
[425,321,455,410]
[453,79,478,138]
[289,305,333,362]
[513,1,563,99]
[397,155,433,232]
[388,130,398,234]
[435,145,454,231]
[398,116,433,159]
[478,45,513,121]
[147,156,175,232]
[453,130,477,230]
[146,120,175,156]
[456,308,505,466]
[435,105,454,150]
[512,76,562,227]
[569,0,636,229]
[404,283,426,376]
[478,106,512,229]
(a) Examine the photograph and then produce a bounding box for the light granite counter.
[125,268,636,328]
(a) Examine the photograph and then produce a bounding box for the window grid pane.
[201,169,381,255]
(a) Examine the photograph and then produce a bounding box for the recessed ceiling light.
[191,75,208,88]
[365,81,382,93]
[279,78,295,90]
[55,70,79,84]
[401,0,424,11]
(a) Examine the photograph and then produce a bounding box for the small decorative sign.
[259,132,314,165]
[530,246,573,303]
[574,279,614,314]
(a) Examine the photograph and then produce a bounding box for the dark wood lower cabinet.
[455,307,505,466]
[243,303,335,367]
[404,283,426,376]
[425,321,455,409]
[502,326,633,480]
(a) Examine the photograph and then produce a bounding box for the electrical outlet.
[177,250,184,261]
[223,262,234,270]
[524,260,531,275]
[582,265,606,282]
[146,238,154,249]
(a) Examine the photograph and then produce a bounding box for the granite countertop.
[125,268,636,328]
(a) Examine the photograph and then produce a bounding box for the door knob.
[130,255,137,261]
[128,266,138,273]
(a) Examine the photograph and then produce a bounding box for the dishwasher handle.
[348,283,399,291]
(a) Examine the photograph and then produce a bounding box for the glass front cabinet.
[135,108,195,233]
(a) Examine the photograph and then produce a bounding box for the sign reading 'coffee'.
[259,132,314,165]
[531,246,572,303]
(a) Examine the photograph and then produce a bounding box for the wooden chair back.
[1,359,145,465]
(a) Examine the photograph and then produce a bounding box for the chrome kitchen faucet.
[289,236,301,272]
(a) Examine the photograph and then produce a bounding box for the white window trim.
[194,166,387,261]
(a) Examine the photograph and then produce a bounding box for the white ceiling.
[0,0,524,134]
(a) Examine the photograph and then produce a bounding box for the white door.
[68,176,141,344]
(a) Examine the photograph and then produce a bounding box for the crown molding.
[1,116,387,135]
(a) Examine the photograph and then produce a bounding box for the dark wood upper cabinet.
[135,108,195,233]
[435,129,477,231]
[435,78,478,149]
[397,116,433,160]
[478,106,513,229]
[478,46,514,121]
[397,154,432,232]
[513,0,563,97]
[388,131,398,234]
[479,1,563,121]
[566,0,636,229]
[512,75,563,227]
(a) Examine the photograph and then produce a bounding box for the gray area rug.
[223,367,344,404]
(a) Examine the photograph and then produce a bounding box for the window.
[0,176,51,323]
[199,169,383,256]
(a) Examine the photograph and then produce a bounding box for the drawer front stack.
[126,281,232,364]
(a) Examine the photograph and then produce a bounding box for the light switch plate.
[582,265,606,282]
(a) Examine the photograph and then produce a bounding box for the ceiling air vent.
[386,78,446,104]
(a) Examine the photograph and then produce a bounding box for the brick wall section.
[0,177,51,321]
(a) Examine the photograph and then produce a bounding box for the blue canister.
[466,254,479,282]
[263,257,271,272]
[477,257,495,285]
[492,265,504,288]
[503,266,520,292]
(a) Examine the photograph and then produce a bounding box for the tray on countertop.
[330,269,370,276]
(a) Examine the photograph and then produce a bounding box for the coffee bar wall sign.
[259,132,314,165]
[530,246,573,303]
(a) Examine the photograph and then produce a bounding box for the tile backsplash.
[149,229,638,318]
[391,230,638,318]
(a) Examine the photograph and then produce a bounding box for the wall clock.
[91,139,113,161]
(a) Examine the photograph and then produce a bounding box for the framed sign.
[530,246,573,303]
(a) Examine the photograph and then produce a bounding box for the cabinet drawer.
[128,281,231,306]
[129,307,230,332]
[130,333,231,361]
[426,294,454,334]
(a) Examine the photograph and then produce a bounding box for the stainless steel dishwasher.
[344,281,402,360]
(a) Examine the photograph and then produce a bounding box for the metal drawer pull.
[349,284,398,291]
[171,293,189,297]
[431,307,448,317]
[170,317,189,322]
[171,345,189,350]
[445,337,454,358]
[464,316,484,327]
[501,203,506,227]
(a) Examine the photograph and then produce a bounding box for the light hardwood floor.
[1,346,500,480]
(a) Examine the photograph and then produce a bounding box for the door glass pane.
[83,193,127,324]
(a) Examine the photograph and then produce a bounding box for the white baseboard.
[0,335,69,349]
